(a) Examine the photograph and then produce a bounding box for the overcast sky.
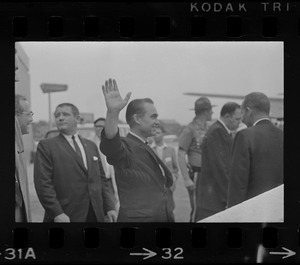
[20,41,283,125]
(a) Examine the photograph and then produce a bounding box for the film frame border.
[2,1,300,264]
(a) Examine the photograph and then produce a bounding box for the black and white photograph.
[15,41,284,223]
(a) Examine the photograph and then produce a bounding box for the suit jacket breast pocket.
[92,155,99,162]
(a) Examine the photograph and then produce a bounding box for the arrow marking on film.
[269,247,296,259]
[130,248,157,260]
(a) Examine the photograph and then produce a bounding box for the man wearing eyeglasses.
[15,94,34,222]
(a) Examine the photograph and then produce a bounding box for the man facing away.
[100,78,174,222]
[227,92,283,207]
[34,103,117,222]
[194,102,242,222]
[15,94,33,222]
[177,97,215,222]
[151,124,180,221]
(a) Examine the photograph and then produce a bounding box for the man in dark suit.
[34,103,117,222]
[228,92,283,207]
[100,78,174,222]
[195,102,242,222]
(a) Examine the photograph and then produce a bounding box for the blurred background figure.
[151,123,180,221]
[177,97,215,222]
[15,94,34,222]
[90,117,119,218]
[194,102,242,222]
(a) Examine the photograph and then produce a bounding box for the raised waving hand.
[101,79,131,139]
[102,79,131,114]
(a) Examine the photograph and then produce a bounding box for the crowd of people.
[15,54,284,223]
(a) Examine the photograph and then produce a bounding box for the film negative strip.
[1,1,299,264]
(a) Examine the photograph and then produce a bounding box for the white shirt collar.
[253,118,270,126]
[129,131,147,144]
[61,132,88,169]
[218,118,232,135]
[62,132,79,140]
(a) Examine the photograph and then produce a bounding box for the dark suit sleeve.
[34,141,64,219]
[100,129,130,168]
[98,159,116,213]
[227,131,250,207]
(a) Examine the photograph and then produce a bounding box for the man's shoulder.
[186,120,197,129]
[241,124,266,135]
[234,127,253,142]
[39,135,61,144]
[122,135,142,148]
[251,122,283,138]
[37,135,62,152]
[179,122,194,136]
[185,119,208,132]
[206,121,222,133]
[208,120,221,129]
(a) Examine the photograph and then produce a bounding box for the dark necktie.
[72,135,83,162]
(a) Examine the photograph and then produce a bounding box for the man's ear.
[76,115,82,123]
[246,107,253,117]
[133,114,140,124]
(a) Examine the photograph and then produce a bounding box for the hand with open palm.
[101,78,131,139]
[102,79,131,114]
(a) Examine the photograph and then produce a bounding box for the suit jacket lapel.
[127,134,173,188]
[216,120,233,143]
[58,134,88,174]
[145,144,173,187]
[127,133,159,163]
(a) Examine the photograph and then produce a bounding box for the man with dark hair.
[194,102,242,221]
[34,103,117,222]
[228,92,283,207]
[15,94,33,222]
[178,97,215,222]
[100,79,174,222]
